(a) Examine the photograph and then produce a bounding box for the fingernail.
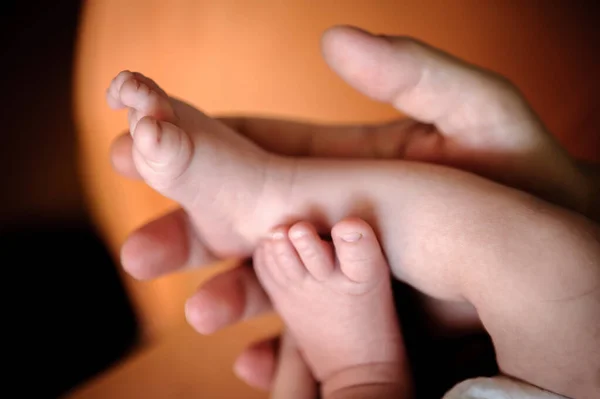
[339,232,362,242]
[289,228,308,239]
[271,230,286,240]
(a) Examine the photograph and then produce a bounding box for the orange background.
[75,0,600,343]
[67,1,599,397]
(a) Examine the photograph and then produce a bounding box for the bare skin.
[256,218,413,398]
[106,27,600,398]
[269,332,318,399]
[268,329,569,399]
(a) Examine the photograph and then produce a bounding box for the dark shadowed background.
[2,2,598,398]
[2,3,137,397]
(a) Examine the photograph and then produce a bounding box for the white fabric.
[443,377,568,399]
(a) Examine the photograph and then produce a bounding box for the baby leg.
[282,160,600,398]
[107,71,599,397]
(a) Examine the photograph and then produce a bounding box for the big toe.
[289,222,334,281]
[132,116,194,194]
[331,217,388,284]
[107,70,176,128]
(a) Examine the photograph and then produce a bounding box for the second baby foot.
[255,218,412,398]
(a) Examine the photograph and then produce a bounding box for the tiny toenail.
[340,232,362,242]
[271,230,286,240]
[289,229,308,239]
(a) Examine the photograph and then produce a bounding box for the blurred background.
[3,2,138,398]
[3,1,598,398]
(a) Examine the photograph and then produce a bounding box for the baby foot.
[106,71,292,257]
[255,217,412,398]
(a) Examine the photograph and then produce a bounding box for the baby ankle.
[322,362,413,399]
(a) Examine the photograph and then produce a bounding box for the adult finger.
[185,265,273,334]
[270,331,317,399]
[109,117,426,180]
[321,25,537,139]
[320,25,587,211]
[233,338,280,391]
[110,132,140,179]
[120,208,217,280]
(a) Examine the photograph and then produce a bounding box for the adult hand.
[109,26,597,390]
